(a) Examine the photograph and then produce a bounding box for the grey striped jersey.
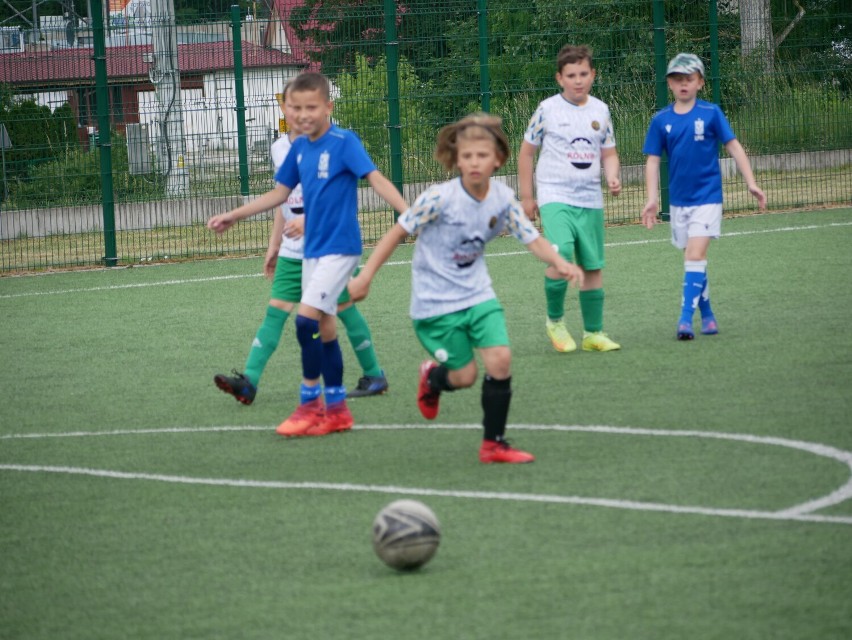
[398,177,540,320]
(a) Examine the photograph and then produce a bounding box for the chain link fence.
[1,0,850,272]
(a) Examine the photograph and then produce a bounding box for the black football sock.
[428,364,455,393]
[481,375,512,442]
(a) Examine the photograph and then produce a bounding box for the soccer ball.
[372,499,441,571]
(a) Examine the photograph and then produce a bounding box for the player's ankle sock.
[545,276,568,321]
[579,288,604,333]
[325,385,346,406]
[300,382,322,404]
[338,305,382,377]
[244,306,288,386]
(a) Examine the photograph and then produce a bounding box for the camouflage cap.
[666,53,705,77]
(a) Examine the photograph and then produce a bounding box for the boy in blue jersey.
[212,84,389,406]
[349,113,584,463]
[641,53,766,340]
[208,72,408,436]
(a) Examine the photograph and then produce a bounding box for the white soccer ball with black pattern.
[372,499,441,571]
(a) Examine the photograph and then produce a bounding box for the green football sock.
[338,305,382,377]
[243,306,289,386]
[579,288,604,333]
[545,276,568,321]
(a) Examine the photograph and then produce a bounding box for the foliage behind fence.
[0,0,850,272]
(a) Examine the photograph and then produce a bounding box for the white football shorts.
[301,254,360,316]
[669,203,723,250]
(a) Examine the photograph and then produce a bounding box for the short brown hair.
[287,71,330,100]
[557,44,594,72]
[434,113,510,172]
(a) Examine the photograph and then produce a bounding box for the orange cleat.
[276,398,325,437]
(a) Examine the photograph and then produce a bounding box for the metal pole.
[383,0,403,199]
[90,0,117,266]
[709,0,721,105]
[230,5,250,198]
[151,0,188,197]
[652,0,669,220]
[477,0,489,112]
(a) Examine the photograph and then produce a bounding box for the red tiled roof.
[0,41,307,86]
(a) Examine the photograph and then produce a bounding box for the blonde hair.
[434,113,510,172]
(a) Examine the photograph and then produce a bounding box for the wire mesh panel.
[0,0,849,272]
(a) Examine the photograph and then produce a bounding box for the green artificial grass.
[1,208,851,639]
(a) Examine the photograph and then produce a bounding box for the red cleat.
[479,439,535,464]
[417,360,440,420]
[314,400,354,435]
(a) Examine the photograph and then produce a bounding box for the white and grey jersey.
[270,135,305,260]
[398,177,540,320]
[523,93,616,209]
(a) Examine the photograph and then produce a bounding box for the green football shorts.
[539,202,606,270]
[412,298,509,370]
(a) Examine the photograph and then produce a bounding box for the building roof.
[0,40,307,86]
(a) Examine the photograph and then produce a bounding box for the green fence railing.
[1,0,850,272]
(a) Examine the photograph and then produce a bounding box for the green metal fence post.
[90,0,117,266]
[709,0,721,105]
[383,0,404,199]
[477,0,490,112]
[652,0,669,221]
[230,5,250,197]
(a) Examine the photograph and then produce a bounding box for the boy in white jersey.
[212,83,390,406]
[349,114,583,464]
[209,72,407,437]
[641,53,766,340]
[518,44,622,354]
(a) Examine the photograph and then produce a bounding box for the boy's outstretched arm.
[517,141,539,220]
[640,155,662,229]
[725,139,767,210]
[526,236,584,288]
[365,171,409,215]
[263,212,285,279]
[207,184,292,234]
[348,223,409,302]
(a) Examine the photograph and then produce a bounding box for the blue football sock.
[698,273,714,318]
[680,261,707,324]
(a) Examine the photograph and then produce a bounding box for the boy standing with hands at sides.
[348,113,584,464]
[208,72,408,436]
[518,44,622,355]
[212,83,389,406]
[640,53,766,340]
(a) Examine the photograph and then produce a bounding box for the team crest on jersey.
[489,216,497,229]
[591,120,600,131]
[318,151,330,179]
[694,118,705,141]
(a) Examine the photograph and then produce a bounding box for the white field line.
[2,423,851,526]
[2,220,850,300]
